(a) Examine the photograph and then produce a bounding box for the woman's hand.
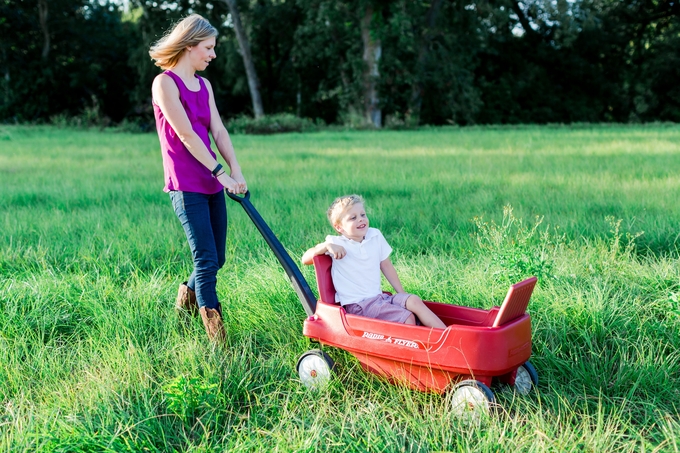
[217,173,245,194]
[230,171,248,194]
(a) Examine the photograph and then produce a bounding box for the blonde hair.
[327,194,365,227]
[149,14,218,70]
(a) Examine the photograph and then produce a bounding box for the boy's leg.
[347,295,412,324]
[405,295,447,329]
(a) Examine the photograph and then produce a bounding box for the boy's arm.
[380,258,405,293]
[301,242,346,265]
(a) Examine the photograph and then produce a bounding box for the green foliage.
[163,375,219,423]
[474,205,560,284]
[1,0,137,123]
[379,0,482,125]
[48,95,112,129]
[226,113,318,134]
[291,0,365,124]
[3,0,680,126]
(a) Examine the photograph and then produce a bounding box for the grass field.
[1,124,679,452]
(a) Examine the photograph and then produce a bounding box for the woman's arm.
[152,74,221,172]
[205,79,246,193]
[380,258,405,293]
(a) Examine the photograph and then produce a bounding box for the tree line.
[2,0,679,128]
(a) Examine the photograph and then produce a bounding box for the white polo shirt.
[325,228,392,305]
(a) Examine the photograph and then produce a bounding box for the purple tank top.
[153,70,223,194]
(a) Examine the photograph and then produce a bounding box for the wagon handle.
[226,190,250,202]
[226,189,317,316]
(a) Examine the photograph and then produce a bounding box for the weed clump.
[474,205,563,285]
[226,113,319,134]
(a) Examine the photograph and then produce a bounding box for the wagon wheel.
[449,379,495,421]
[513,361,538,395]
[296,349,335,390]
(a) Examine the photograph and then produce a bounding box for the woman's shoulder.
[153,71,175,87]
[151,72,180,104]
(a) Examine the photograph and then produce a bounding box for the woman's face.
[187,37,216,71]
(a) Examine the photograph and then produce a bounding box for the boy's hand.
[325,243,346,259]
[301,241,345,265]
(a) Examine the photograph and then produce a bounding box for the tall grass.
[0,124,679,452]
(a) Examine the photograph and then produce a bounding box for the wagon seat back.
[312,254,338,305]
[490,276,538,327]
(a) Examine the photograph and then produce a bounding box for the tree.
[291,0,364,124]
[3,0,680,125]
[360,2,382,127]
[38,0,49,59]
[1,0,136,122]
[408,0,442,123]
[223,0,264,118]
[378,0,481,125]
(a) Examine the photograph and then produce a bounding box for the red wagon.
[298,255,538,416]
[228,192,539,417]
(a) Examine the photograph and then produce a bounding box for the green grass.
[0,124,679,452]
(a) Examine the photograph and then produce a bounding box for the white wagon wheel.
[513,361,539,395]
[296,349,335,390]
[449,379,495,422]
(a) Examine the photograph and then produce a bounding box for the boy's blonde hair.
[327,194,365,227]
[149,14,218,70]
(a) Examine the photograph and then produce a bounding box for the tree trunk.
[223,0,264,119]
[409,0,442,124]
[509,0,540,40]
[361,5,381,128]
[2,47,9,108]
[38,0,50,59]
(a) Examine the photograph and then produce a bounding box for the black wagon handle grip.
[226,190,250,202]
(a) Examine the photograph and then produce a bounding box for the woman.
[149,14,246,344]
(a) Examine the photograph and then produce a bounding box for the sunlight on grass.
[1,124,679,451]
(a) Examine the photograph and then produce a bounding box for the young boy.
[301,194,447,329]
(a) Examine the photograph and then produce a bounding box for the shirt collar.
[336,228,378,244]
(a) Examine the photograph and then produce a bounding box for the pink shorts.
[343,293,413,324]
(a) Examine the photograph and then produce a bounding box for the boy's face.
[334,203,369,242]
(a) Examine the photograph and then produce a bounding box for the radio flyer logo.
[361,331,419,349]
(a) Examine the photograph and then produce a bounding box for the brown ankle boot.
[176,282,198,316]
[199,307,226,344]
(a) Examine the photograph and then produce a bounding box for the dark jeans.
[170,190,227,311]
